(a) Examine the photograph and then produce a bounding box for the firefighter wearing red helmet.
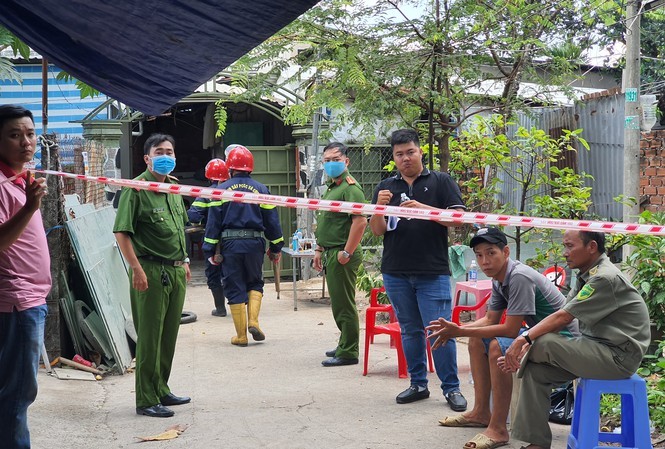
[225,145,254,172]
[203,145,284,346]
[187,158,230,317]
[204,158,229,182]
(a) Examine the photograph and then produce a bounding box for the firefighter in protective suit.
[203,146,284,346]
[187,159,229,316]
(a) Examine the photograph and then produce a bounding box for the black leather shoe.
[445,391,468,412]
[396,385,430,404]
[160,393,191,406]
[136,404,174,418]
[325,347,338,357]
[321,356,359,367]
[211,308,227,317]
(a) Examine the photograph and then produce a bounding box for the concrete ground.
[30,264,570,449]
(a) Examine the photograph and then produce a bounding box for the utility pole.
[622,0,641,259]
[41,58,48,133]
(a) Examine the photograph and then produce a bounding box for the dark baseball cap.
[470,227,508,248]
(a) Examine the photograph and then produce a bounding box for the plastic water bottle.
[292,231,299,252]
[468,260,478,286]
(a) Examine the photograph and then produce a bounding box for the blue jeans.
[0,305,48,449]
[382,274,460,394]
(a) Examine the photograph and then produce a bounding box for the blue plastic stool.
[567,374,652,449]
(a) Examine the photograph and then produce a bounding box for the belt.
[320,245,345,251]
[139,255,187,266]
[221,229,264,239]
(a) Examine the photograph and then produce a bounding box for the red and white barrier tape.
[5,169,664,236]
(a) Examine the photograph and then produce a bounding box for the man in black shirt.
[369,128,467,411]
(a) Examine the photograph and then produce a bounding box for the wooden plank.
[53,367,97,381]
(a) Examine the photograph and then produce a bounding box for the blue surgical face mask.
[323,161,346,178]
[151,155,176,175]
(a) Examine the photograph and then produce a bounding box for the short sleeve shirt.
[371,169,465,275]
[0,169,51,312]
[315,172,366,248]
[113,170,189,260]
[563,254,651,371]
[488,259,578,336]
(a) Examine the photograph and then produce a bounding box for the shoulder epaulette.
[346,176,356,185]
[167,175,180,183]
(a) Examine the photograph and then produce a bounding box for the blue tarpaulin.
[0,1,318,115]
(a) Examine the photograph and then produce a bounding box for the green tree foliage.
[0,26,28,81]
[54,72,101,99]
[447,115,591,260]
[619,211,665,331]
[596,3,665,94]
[225,0,603,171]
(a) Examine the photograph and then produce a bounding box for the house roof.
[0,0,318,115]
[467,79,605,107]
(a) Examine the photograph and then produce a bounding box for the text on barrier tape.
[15,169,665,236]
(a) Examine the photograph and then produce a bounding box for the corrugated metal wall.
[501,108,575,212]
[466,101,624,220]
[573,92,625,220]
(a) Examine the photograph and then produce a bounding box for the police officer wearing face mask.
[113,133,192,418]
[313,142,367,367]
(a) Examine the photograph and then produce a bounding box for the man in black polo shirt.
[369,128,467,411]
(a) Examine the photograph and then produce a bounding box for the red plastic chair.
[452,266,566,326]
[363,287,434,378]
[543,266,566,290]
[451,292,507,325]
[452,292,490,325]
[366,287,396,344]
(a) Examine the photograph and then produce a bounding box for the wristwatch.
[521,330,533,345]
[183,257,191,264]
[341,250,353,259]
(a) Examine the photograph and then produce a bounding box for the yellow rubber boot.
[229,303,248,346]
[247,290,265,341]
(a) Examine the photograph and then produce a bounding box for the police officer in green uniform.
[113,133,192,418]
[501,230,651,449]
[313,142,367,367]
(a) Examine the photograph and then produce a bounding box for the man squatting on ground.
[0,104,50,448]
[501,230,651,449]
[427,227,578,449]
[369,128,468,411]
[313,142,367,367]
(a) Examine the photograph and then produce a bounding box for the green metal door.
[247,145,297,277]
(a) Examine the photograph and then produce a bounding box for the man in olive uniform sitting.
[114,133,192,418]
[501,230,651,449]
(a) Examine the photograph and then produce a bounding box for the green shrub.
[639,340,665,432]
[621,211,665,331]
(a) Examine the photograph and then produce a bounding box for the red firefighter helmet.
[226,145,254,172]
[204,158,229,182]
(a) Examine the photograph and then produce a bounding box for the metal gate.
[249,145,298,277]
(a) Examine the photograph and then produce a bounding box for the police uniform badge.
[589,266,598,276]
[576,284,595,301]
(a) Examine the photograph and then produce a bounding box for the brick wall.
[640,130,665,212]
